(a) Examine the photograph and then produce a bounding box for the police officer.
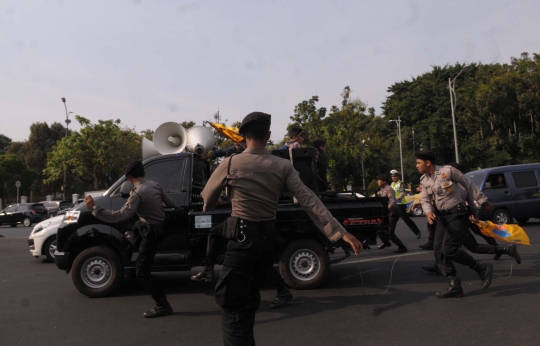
[416,149,494,298]
[390,170,421,238]
[200,140,247,160]
[201,112,363,346]
[377,174,408,253]
[84,160,175,318]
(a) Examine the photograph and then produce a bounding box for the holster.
[223,216,240,240]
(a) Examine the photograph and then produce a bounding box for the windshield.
[465,173,486,189]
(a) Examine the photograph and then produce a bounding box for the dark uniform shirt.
[201,147,347,243]
[421,166,487,213]
[92,178,174,225]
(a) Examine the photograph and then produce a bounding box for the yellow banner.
[475,220,530,245]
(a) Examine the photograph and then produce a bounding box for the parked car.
[404,194,423,216]
[28,215,64,262]
[57,199,84,216]
[465,163,540,224]
[39,201,61,217]
[0,203,48,227]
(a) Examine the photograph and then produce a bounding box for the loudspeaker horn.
[142,137,161,160]
[185,126,216,155]
[153,122,188,155]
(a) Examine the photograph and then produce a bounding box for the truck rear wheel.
[279,238,330,290]
[71,246,123,297]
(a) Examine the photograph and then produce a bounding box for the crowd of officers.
[84,112,521,345]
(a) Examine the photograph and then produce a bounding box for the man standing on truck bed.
[201,111,364,346]
[84,160,175,318]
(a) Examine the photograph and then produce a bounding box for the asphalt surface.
[1,219,539,346]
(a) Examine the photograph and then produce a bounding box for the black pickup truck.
[55,150,389,297]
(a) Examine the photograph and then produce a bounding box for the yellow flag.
[475,220,530,246]
[209,122,244,143]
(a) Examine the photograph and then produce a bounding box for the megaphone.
[153,122,188,155]
[185,126,215,155]
[142,137,161,160]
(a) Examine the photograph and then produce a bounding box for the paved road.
[0,225,33,238]
[0,218,538,346]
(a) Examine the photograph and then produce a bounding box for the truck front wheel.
[71,246,123,297]
[279,238,330,290]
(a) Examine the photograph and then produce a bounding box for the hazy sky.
[1,0,539,143]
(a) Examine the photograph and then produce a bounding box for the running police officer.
[377,174,407,253]
[84,160,175,318]
[416,149,494,298]
[390,169,421,238]
[201,112,363,346]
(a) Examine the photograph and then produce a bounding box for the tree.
[0,134,12,154]
[0,154,38,203]
[44,116,141,191]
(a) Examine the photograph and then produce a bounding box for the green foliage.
[44,116,141,190]
[0,154,38,202]
[0,134,12,154]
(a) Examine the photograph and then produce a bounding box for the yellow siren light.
[209,122,244,143]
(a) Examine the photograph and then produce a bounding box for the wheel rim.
[413,207,422,216]
[23,218,31,227]
[495,212,508,224]
[289,248,321,281]
[49,240,57,259]
[80,256,113,289]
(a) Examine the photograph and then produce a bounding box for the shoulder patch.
[451,167,461,174]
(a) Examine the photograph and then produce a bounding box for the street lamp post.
[62,98,72,201]
[389,117,404,183]
[360,139,369,191]
[448,65,468,163]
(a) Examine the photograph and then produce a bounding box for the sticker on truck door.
[195,215,212,229]
[343,218,382,226]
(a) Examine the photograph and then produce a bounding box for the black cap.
[125,160,143,177]
[415,149,437,163]
[376,174,389,182]
[238,112,271,135]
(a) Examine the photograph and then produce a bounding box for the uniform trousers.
[215,220,278,346]
[135,222,167,306]
[433,206,478,277]
[397,204,421,235]
[205,223,286,292]
[378,209,405,248]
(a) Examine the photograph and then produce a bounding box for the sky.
[1,0,539,143]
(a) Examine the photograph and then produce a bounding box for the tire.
[10,224,17,227]
[515,217,529,224]
[279,238,330,290]
[491,209,511,225]
[23,217,31,227]
[412,206,423,217]
[71,246,123,297]
[43,237,57,263]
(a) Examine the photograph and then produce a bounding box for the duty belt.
[438,203,466,216]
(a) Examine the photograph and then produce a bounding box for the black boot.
[419,240,434,250]
[143,303,173,318]
[190,268,214,282]
[422,263,442,275]
[270,287,293,309]
[436,276,463,298]
[497,244,521,264]
[473,261,493,290]
[378,242,392,249]
[493,248,502,260]
[144,294,173,318]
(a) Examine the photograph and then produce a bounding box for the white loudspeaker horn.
[185,126,216,155]
[142,137,161,160]
[153,122,188,155]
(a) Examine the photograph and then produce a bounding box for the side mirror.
[120,181,134,199]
